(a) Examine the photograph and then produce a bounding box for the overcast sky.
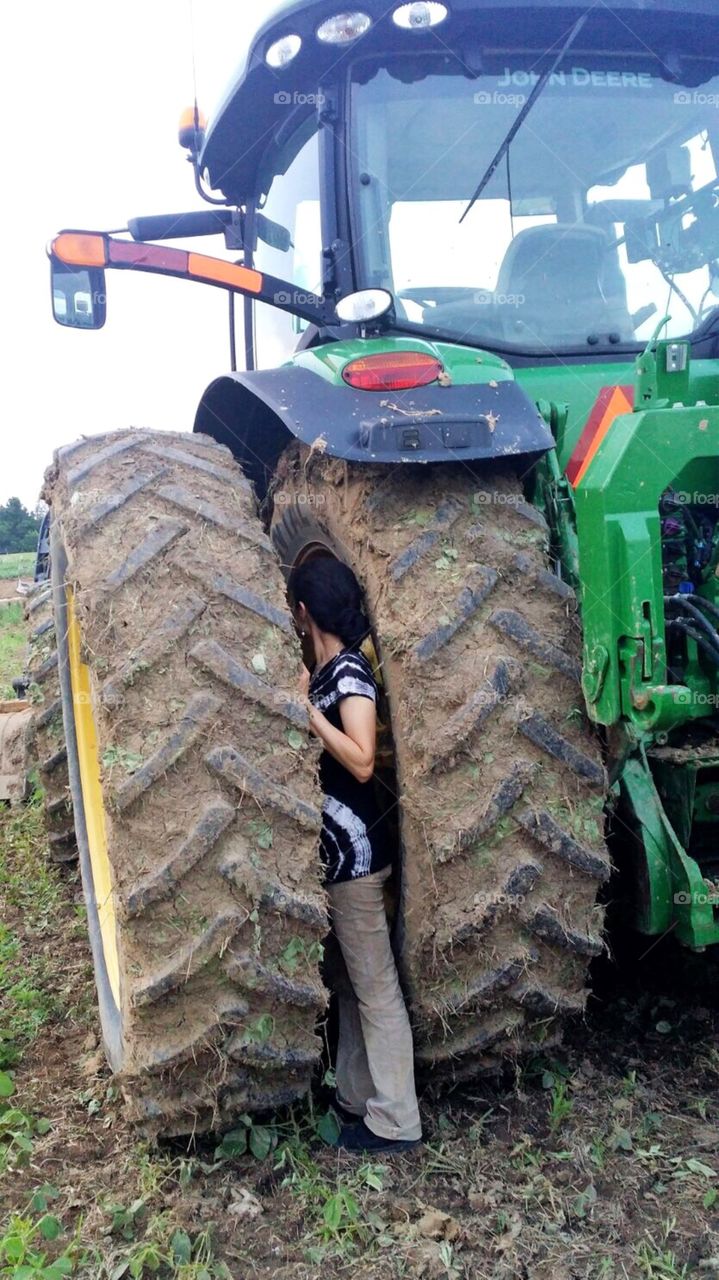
[4,0,278,510]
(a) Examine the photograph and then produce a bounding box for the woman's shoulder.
[330,648,377,701]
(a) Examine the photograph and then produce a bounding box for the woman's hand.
[298,664,311,698]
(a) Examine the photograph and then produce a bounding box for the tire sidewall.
[51,520,124,1071]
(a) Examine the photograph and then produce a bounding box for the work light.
[316,12,372,44]
[265,33,302,67]
[336,289,393,323]
[392,2,448,28]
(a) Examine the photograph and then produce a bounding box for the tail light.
[342,351,443,391]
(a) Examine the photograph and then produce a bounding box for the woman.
[289,554,422,1154]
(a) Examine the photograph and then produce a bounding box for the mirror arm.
[50,231,337,328]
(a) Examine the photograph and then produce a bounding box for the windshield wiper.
[459,10,589,224]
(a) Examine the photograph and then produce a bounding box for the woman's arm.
[298,665,376,783]
[308,695,377,783]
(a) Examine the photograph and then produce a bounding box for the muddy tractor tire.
[271,445,611,1082]
[46,429,327,1136]
[24,583,76,862]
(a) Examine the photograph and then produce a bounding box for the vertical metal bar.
[228,290,237,371]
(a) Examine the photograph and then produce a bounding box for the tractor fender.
[194,364,553,496]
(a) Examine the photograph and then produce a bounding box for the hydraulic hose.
[684,593,719,627]
[665,594,719,654]
[666,617,719,668]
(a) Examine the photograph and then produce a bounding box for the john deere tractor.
[31,0,719,1135]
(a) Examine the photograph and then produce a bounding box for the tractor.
[16,0,719,1135]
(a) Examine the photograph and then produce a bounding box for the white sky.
[3,0,278,510]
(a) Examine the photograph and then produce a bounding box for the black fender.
[194,366,554,496]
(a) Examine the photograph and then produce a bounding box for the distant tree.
[0,497,41,554]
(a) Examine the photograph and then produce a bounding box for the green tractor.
[33,0,719,1135]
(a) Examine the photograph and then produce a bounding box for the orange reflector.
[187,253,263,294]
[52,232,107,268]
[342,350,443,391]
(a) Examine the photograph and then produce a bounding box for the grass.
[0,603,26,699]
[0,554,34,582]
[1,789,719,1277]
[0,805,63,1072]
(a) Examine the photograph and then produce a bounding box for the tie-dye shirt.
[308,647,393,885]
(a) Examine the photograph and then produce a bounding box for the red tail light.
[342,350,443,391]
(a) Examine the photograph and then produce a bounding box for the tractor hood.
[201,0,719,204]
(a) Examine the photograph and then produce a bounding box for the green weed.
[0,1075,51,1175]
[277,1139,387,1260]
[0,601,26,698]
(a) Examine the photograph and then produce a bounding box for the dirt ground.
[2,794,719,1280]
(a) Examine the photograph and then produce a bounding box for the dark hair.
[288,555,370,649]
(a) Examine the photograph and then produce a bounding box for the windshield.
[349,54,719,355]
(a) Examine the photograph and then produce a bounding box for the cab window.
[252,119,323,368]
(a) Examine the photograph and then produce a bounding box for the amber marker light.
[187,253,263,294]
[52,232,107,267]
[178,105,207,150]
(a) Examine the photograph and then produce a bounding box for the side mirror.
[51,259,106,329]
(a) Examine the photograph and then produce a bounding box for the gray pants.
[327,865,422,1142]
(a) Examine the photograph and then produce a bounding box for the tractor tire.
[270,444,611,1081]
[24,583,76,862]
[45,429,327,1137]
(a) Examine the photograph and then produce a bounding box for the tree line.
[0,498,43,554]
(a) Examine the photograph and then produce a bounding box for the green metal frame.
[525,338,719,948]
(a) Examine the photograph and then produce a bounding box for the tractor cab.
[200,0,719,369]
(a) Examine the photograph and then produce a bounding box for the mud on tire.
[24,583,75,862]
[46,429,327,1136]
[271,445,610,1081]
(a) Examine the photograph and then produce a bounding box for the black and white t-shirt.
[309,647,392,886]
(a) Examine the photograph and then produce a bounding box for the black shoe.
[335,1119,422,1154]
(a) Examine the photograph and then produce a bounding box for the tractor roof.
[201,0,719,204]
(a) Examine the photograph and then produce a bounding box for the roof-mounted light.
[336,289,393,324]
[316,12,372,44]
[392,2,448,28]
[266,33,302,68]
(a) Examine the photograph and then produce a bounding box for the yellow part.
[66,587,121,1008]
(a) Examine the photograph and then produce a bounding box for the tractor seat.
[495,223,633,348]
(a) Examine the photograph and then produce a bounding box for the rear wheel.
[24,583,75,862]
[271,444,610,1080]
[47,429,327,1136]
